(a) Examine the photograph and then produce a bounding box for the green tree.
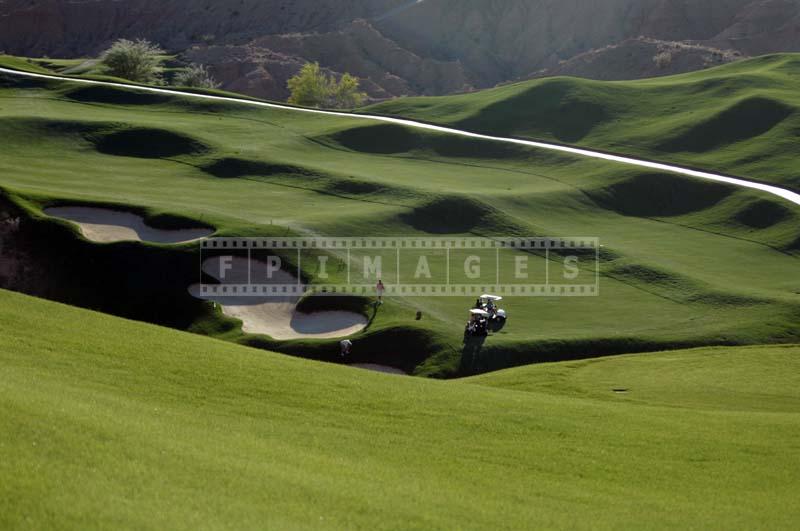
[173,64,220,89]
[329,73,367,109]
[100,39,164,83]
[287,62,331,107]
[287,62,367,109]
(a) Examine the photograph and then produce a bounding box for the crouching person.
[340,339,353,358]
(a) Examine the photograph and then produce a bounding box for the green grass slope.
[0,56,798,377]
[1,288,799,529]
[469,344,800,413]
[368,54,800,193]
[0,53,199,86]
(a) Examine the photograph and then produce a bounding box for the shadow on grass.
[460,335,487,375]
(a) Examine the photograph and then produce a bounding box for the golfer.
[340,339,352,358]
[376,279,385,303]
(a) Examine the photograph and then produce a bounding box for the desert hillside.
[2,0,799,98]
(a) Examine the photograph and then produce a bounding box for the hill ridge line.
[2,66,798,208]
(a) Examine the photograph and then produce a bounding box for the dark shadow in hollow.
[460,335,487,375]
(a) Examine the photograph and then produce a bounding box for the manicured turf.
[1,54,799,528]
[368,54,800,193]
[1,288,798,529]
[469,343,800,413]
[0,55,798,377]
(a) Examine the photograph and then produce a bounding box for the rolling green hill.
[368,54,800,193]
[0,55,799,377]
[1,288,799,529]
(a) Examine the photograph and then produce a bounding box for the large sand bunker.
[189,256,367,340]
[45,206,213,244]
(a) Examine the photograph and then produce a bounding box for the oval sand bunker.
[45,206,213,244]
[189,256,367,340]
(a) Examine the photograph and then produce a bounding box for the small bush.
[653,51,673,69]
[100,39,164,83]
[173,64,219,89]
[287,62,367,109]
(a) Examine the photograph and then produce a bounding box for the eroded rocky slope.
[2,0,799,99]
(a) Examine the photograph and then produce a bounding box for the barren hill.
[2,0,799,100]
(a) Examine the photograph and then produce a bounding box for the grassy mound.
[427,135,533,160]
[732,199,794,229]
[62,85,172,106]
[90,127,209,158]
[323,123,540,161]
[588,172,735,217]
[367,54,800,192]
[327,123,420,154]
[325,178,387,195]
[659,97,793,152]
[0,55,53,74]
[399,195,495,233]
[0,74,55,90]
[0,117,107,144]
[610,263,692,291]
[462,78,611,142]
[203,157,316,179]
[608,263,767,307]
[0,56,57,89]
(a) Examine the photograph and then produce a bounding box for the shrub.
[287,62,367,109]
[173,64,220,89]
[100,39,164,83]
[329,73,366,109]
[653,51,673,69]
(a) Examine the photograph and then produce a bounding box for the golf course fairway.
[1,288,798,529]
[0,54,798,377]
[1,44,800,529]
[1,64,798,206]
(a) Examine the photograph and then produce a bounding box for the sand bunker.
[189,256,367,340]
[45,206,213,244]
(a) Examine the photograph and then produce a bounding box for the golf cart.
[465,309,490,337]
[476,294,507,322]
